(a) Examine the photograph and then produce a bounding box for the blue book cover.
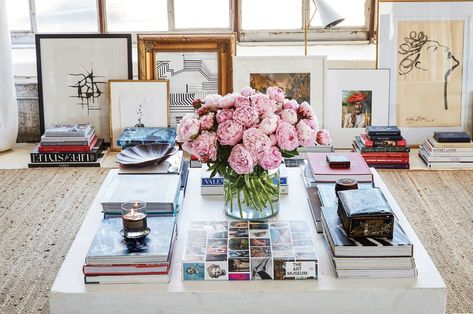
[86,217,176,264]
[433,131,471,143]
[117,127,177,147]
[366,126,401,136]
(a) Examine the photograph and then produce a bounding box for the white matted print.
[378,1,473,144]
[325,69,390,148]
[233,56,326,126]
[36,34,132,142]
[109,80,169,151]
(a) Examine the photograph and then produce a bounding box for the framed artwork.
[108,80,170,151]
[324,69,390,148]
[36,34,132,142]
[137,34,236,127]
[233,56,326,126]
[377,1,473,144]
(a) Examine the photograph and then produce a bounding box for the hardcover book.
[307,152,372,183]
[41,129,95,142]
[433,131,471,143]
[337,188,394,238]
[31,139,104,163]
[182,220,318,281]
[38,136,98,153]
[44,123,91,137]
[354,137,411,153]
[366,126,401,136]
[321,206,413,257]
[426,137,473,149]
[117,127,177,148]
[85,217,176,265]
[360,134,406,147]
[316,183,373,208]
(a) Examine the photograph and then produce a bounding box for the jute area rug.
[0,168,472,313]
[379,170,473,314]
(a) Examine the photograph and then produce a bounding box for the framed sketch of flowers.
[233,56,326,127]
[36,34,132,142]
[324,69,390,148]
[109,80,170,151]
[377,0,473,144]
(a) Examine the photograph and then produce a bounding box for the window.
[241,0,302,30]
[6,0,31,31]
[36,0,98,32]
[106,0,168,32]
[174,0,231,29]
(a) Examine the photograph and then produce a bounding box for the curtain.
[0,0,19,151]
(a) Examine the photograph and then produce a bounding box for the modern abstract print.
[68,64,106,115]
[396,20,464,127]
[156,52,219,127]
[250,73,310,104]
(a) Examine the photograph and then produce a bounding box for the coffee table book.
[117,127,177,149]
[307,152,372,183]
[182,220,318,281]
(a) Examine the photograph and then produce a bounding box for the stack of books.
[321,206,417,279]
[116,127,177,150]
[182,220,318,281]
[419,132,473,168]
[83,217,177,284]
[29,123,106,167]
[353,126,410,169]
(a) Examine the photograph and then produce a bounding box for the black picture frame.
[36,34,133,142]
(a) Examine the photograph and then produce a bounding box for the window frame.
[8,0,373,45]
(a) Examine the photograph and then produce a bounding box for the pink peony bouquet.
[177,87,331,216]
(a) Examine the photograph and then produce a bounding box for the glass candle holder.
[121,201,149,239]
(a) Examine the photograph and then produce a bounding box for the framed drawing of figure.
[377,1,473,144]
[137,34,236,127]
[36,34,132,143]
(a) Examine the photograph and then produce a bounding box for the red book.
[361,134,406,147]
[363,158,410,164]
[83,263,169,276]
[39,136,97,152]
[307,152,372,183]
[360,152,410,158]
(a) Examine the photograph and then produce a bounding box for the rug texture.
[379,170,473,314]
[0,168,109,313]
[0,168,472,313]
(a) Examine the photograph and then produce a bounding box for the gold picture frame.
[108,79,170,151]
[137,34,236,126]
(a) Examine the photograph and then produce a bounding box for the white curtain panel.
[0,0,19,151]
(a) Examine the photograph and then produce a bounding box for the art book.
[117,127,177,148]
[182,220,318,281]
[307,152,373,183]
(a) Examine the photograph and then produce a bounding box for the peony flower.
[269,134,278,146]
[296,120,315,147]
[217,120,244,146]
[228,144,254,174]
[316,129,332,146]
[242,127,272,161]
[197,105,211,117]
[251,94,277,116]
[181,141,194,155]
[240,87,255,97]
[283,99,300,111]
[266,86,285,103]
[259,114,279,135]
[216,108,234,124]
[276,121,299,151]
[259,146,282,171]
[200,112,215,131]
[233,105,259,128]
[279,108,298,125]
[218,94,236,109]
[203,94,222,111]
[177,113,200,142]
[297,101,314,119]
[192,98,203,109]
[192,131,217,163]
[300,118,318,131]
[234,95,251,108]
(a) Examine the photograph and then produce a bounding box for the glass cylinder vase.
[224,169,280,220]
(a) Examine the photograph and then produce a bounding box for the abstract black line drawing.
[69,64,106,115]
[398,31,460,110]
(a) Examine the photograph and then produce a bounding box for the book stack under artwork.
[182,220,318,281]
[83,217,177,284]
[353,126,410,169]
[29,124,106,167]
[419,132,473,168]
[116,127,177,150]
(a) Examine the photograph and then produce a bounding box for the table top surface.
[51,167,446,294]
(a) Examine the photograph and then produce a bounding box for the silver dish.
[115,143,178,166]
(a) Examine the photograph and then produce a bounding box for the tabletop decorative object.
[177,87,331,220]
[121,201,150,239]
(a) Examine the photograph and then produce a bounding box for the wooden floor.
[0,144,428,169]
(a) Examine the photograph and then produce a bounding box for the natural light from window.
[310,0,366,27]
[241,0,302,30]
[35,0,98,32]
[175,0,230,29]
[6,0,31,31]
[106,0,168,32]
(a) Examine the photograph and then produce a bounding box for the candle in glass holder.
[121,201,148,238]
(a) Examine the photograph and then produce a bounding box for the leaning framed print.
[324,69,390,148]
[377,1,473,144]
[233,56,326,126]
[36,34,132,143]
[137,34,236,127]
[108,80,170,151]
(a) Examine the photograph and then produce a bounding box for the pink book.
[307,152,373,183]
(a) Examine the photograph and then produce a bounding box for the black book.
[366,126,401,137]
[30,139,104,163]
[433,131,471,143]
[366,134,404,141]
